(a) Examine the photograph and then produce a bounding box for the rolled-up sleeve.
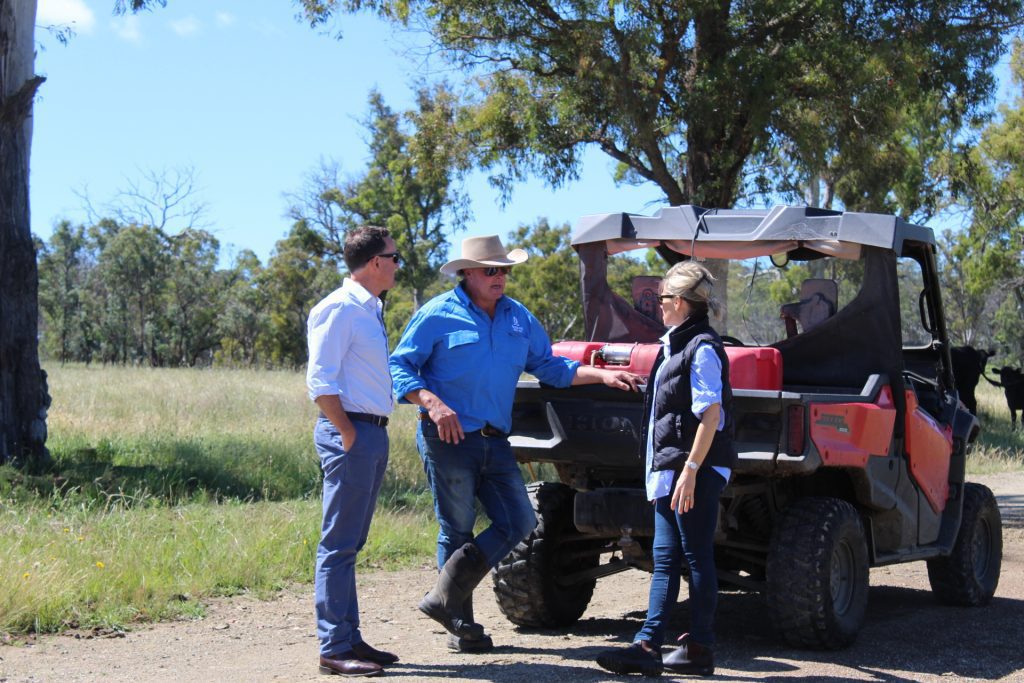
[306,303,353,400]
[523,311,579,388]
[690,343,724,425]
[389,309,433,402]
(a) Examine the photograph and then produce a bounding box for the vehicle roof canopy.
[572,205,921,424]
[573,205,935,260]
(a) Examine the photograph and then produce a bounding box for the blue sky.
[30,0,659,264]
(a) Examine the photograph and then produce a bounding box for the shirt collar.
[454,281,507,316]
[660,326,675,356]
[342,277,380,310]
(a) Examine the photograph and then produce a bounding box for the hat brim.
[440,248,528,275]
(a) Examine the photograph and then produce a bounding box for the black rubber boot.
[418,542,489,640]
[446,594,494,653]
[662,633,715,677]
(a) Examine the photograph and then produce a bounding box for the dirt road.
[3,473,1023,682]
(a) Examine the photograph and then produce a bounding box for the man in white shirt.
[306,226,400,678]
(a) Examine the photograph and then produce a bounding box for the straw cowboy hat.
[440,235,528,275]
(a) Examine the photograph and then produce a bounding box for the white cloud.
[215,11,236,27]
[169,16,201,37]
[111,15,142,44]
[37,0,96,34]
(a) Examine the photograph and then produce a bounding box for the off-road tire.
[766,497,869,649]
[927,482,1002,606]
[491,481,599,627]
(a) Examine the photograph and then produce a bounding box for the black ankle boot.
[662,633,714,677]
[595,640,663,677]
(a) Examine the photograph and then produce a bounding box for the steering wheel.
[721,335,745,346]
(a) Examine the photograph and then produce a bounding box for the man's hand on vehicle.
[601,370,644,392]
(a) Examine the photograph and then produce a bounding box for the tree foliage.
[290,85,472,309]
[301,0,1021,211]
[942,39,1024,362]
[504,218,583,341]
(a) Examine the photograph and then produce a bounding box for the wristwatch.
[685,460,699,471]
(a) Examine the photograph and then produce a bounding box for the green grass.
[39,365,429,505]
[0,498,436,634]
[1,364,437,636]
[966,381,1024,473]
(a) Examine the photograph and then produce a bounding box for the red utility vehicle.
[493,206,1002,649]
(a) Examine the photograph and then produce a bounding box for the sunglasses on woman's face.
[658,294,678,302]
[482,266,511,277]
[376,252,401,264]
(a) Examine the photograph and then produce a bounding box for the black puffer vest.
[639,312,738,471]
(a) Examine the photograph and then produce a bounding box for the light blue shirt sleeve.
[306,302,354,400]
[690,343,726,430]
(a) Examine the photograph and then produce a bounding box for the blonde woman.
[596,261,737,677]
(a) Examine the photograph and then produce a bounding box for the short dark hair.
[343,226,390,272]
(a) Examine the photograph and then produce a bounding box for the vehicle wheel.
[927,483,1002,606]
[491,481,600,627]
[766,497,869,649]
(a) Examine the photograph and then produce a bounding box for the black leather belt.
[346,412,389,427]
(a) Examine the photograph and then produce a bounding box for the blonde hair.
[663,261,719,316]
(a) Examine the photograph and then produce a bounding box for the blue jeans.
[417,421,537,569]
[635,467,728,648]
[314,418,388,657]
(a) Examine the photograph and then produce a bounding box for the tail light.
[787,405,806,455]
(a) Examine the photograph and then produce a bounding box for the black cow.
[988,366,1024,430]
[950,345,996,415]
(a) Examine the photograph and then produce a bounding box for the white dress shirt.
[306,278,394,416]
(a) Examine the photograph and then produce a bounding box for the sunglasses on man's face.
[482,266,511,277]
[376,252,401,264]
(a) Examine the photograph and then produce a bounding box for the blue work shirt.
[390,283,580,433]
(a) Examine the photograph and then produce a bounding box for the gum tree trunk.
[1,0,51,468]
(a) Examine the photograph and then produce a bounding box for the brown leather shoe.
[351,641,399,665]
[318,653,384,677]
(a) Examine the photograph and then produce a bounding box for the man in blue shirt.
[307,226,401,677]
[390,235,641,652]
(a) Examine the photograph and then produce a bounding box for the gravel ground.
[2,472,1023,682]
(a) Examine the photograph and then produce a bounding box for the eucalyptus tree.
[0,0,167,466]
[165,228,224,366]
[944,40,1024,360]
[258,223,343,368]
[216,249,269,368]
[291,85,473,310]
[1,0,50,466]
[37,222,89,364]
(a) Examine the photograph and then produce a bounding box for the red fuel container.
[725,346,783,390]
